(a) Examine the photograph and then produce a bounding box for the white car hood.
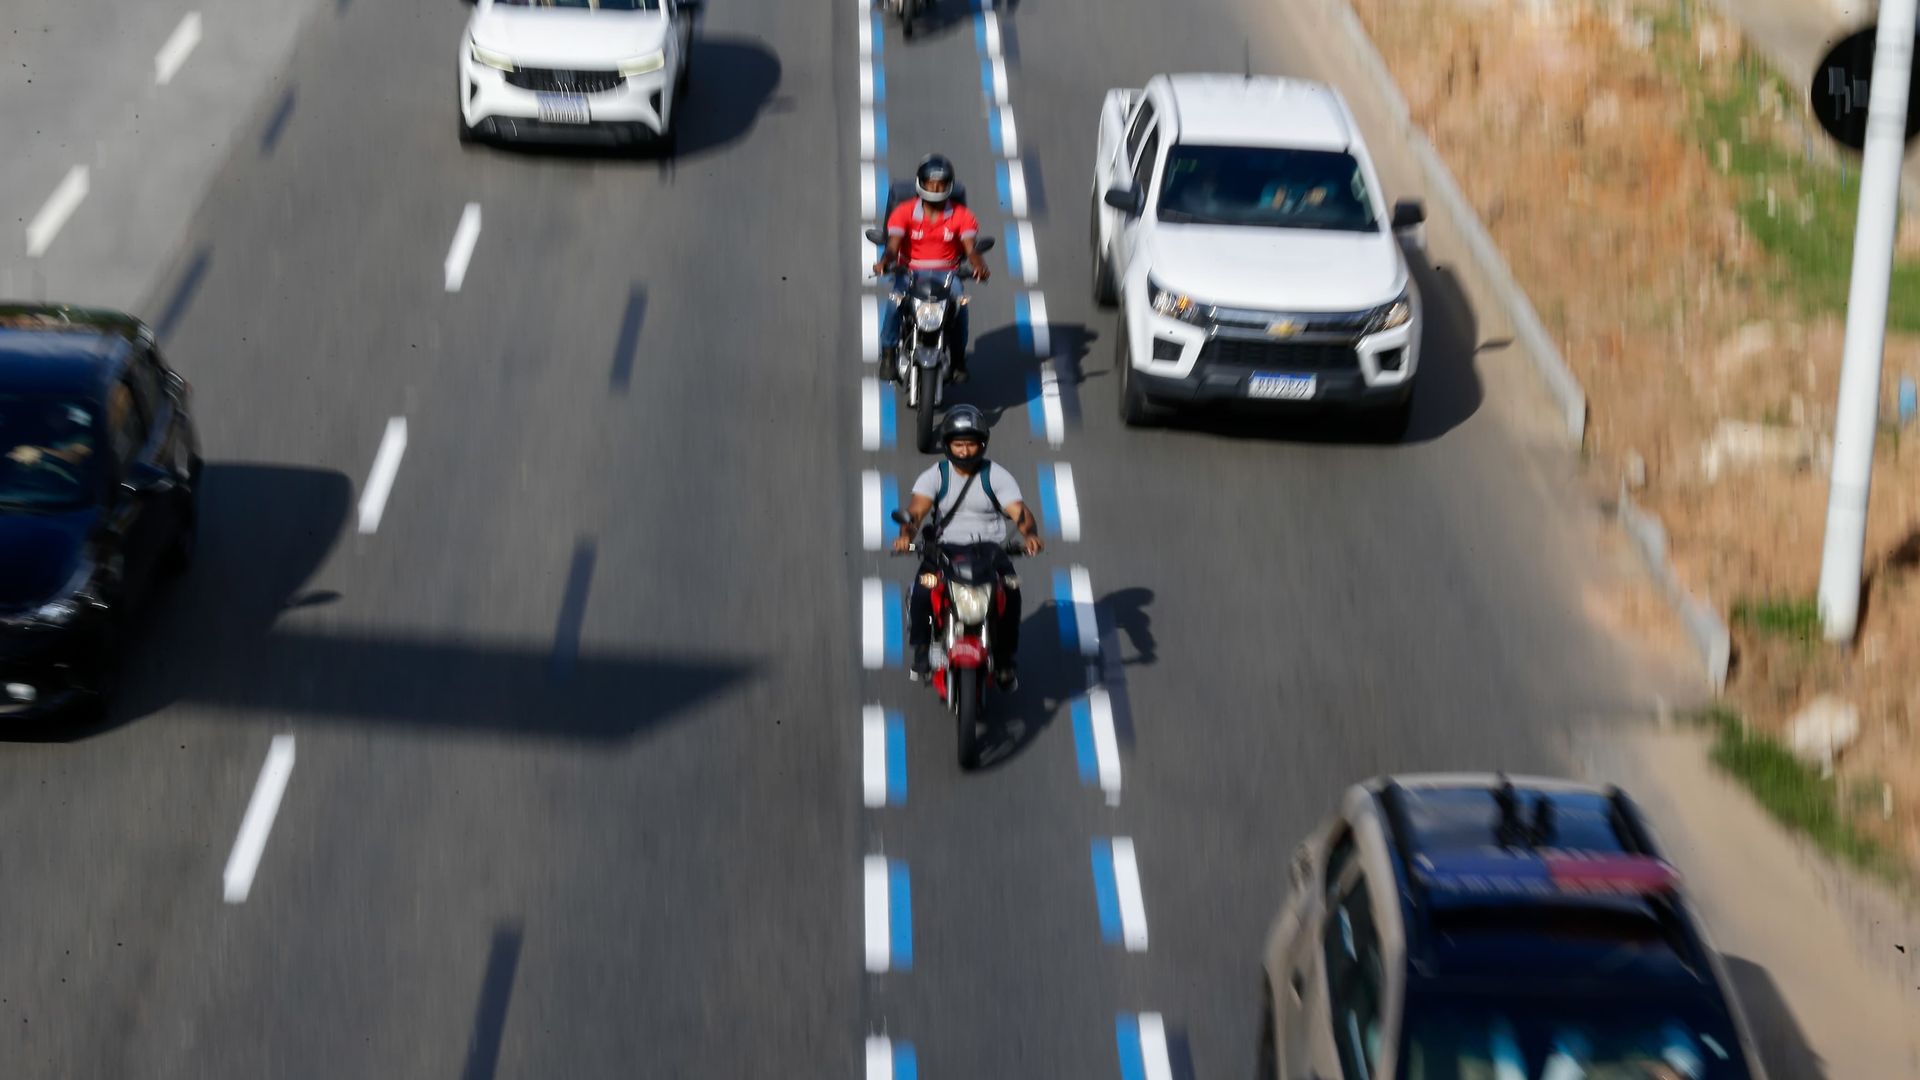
[470,7,667,68]
[1144,224,1406,311]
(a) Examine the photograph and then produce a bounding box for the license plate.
[537,94,589,124]
[1247,373,1316,400]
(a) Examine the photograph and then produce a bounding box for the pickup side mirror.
[1391,198,1426,230]
[1104,185,1143,217]
[973,236,996,254]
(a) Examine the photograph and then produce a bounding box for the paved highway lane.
[0,0,1695,1075]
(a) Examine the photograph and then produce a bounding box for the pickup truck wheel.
[1091,195,1117,307]
[1117,321,1158,427]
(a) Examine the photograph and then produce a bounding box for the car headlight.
[19,562,100,627]
[469,40,516,71]
[618,50,665,76]
[915,300,945,332]
[1368,293,1412,334]
[948,583,992,626]
[1147,277,1209,325]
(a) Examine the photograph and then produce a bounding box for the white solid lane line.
[1139,1013,1175,1080]
[154,12,203,86]
[357,416,408,534]
[863,470,884,551]
[1053,462,1081,541]
[1070,564,1098,656]
[1026,291,1051,358]
[1089,685,1122,802]
[1038,361,1065,449]
[864,855,891,971]
[1112,837,1150,952]
[1004,160,1029,219]
[861,576,885,668]
[862,294,881,363]
[25,166,90,258]
[863,705,888,808]
[1016,221,1039,285]
[222,735,296,904]
[443,203,482,292]
[862,378,884,450]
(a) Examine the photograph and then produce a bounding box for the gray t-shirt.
[913,461,1023,545]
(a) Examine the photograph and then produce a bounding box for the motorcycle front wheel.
[914,365,940,453]
[954,666,982,769]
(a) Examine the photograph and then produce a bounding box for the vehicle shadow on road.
[18,462,753,743]
[943,321,1099,440]
[1721,955,1830,1079]
[1136,241,1484,447]
[472,37,781,166]
[973,583,1154,771]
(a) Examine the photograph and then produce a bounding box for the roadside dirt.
[1349,0,1920,874]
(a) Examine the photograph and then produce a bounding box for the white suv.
[1090,74,1427,437]
[459,0,697,151]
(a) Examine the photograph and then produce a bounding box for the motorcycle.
[864,201,995,454]
[878,0,932,37]
[890,508,1025,770]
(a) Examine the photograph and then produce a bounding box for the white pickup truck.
[1090,74,1428,437]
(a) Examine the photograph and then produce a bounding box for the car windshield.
[490,0,661,9]
[1156,144,1379,232]
[0,395,98,511]
[1397,987,1755,1080]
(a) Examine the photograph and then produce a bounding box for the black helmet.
[916,153,956,204]
[939,404,989,469]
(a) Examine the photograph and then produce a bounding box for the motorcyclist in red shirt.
[873,153,992,382]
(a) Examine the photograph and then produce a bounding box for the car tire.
[1091,195,1117,307]
[1117,321,1159,428]
[1364,393,1413,444]
[161,492,196,577]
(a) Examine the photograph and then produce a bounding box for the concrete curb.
[1618,482,1734,691]
[1321,0,1588,448]
[1323,0,1734,692]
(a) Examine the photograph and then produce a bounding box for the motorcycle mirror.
[973,236,996,254]
[891,510,912,526]
[863,227,886,245]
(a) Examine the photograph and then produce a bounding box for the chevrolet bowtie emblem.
[1266,319,1301,337]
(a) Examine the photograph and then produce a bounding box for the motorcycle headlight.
[915,300,945,332]
[1368,292,1412,334]
[618,50,666,76]
[1147,277,1209,325]
[948,583,992,625]
[468,40,516,71]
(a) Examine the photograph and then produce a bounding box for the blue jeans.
[880,269,968,359]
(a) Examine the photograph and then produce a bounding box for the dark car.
[0,303,201,720]
[1260,773,1768,1080]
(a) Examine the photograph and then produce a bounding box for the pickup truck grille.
[1199,339,1358,372]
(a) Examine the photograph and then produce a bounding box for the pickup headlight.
[948,583,992,626]
[1367,292,1413,334]
[469,40,516,71]
[1147,277,1210,326]
[618,50,666,76]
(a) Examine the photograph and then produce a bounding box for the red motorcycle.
[891,510,1025,769]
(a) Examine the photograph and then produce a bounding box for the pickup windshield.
[1156,144,1378,233]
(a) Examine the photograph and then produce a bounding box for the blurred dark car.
[0,303,200,720]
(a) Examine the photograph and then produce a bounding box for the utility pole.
[1816,0,1918,643]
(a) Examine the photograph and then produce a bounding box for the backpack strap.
[932,461,981,540]
[977,461,1005,518]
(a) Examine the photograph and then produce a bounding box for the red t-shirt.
[886,199,979,269]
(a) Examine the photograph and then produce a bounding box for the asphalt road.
[0,0,1682,1075]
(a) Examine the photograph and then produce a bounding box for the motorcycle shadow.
[967,600,1085,771]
